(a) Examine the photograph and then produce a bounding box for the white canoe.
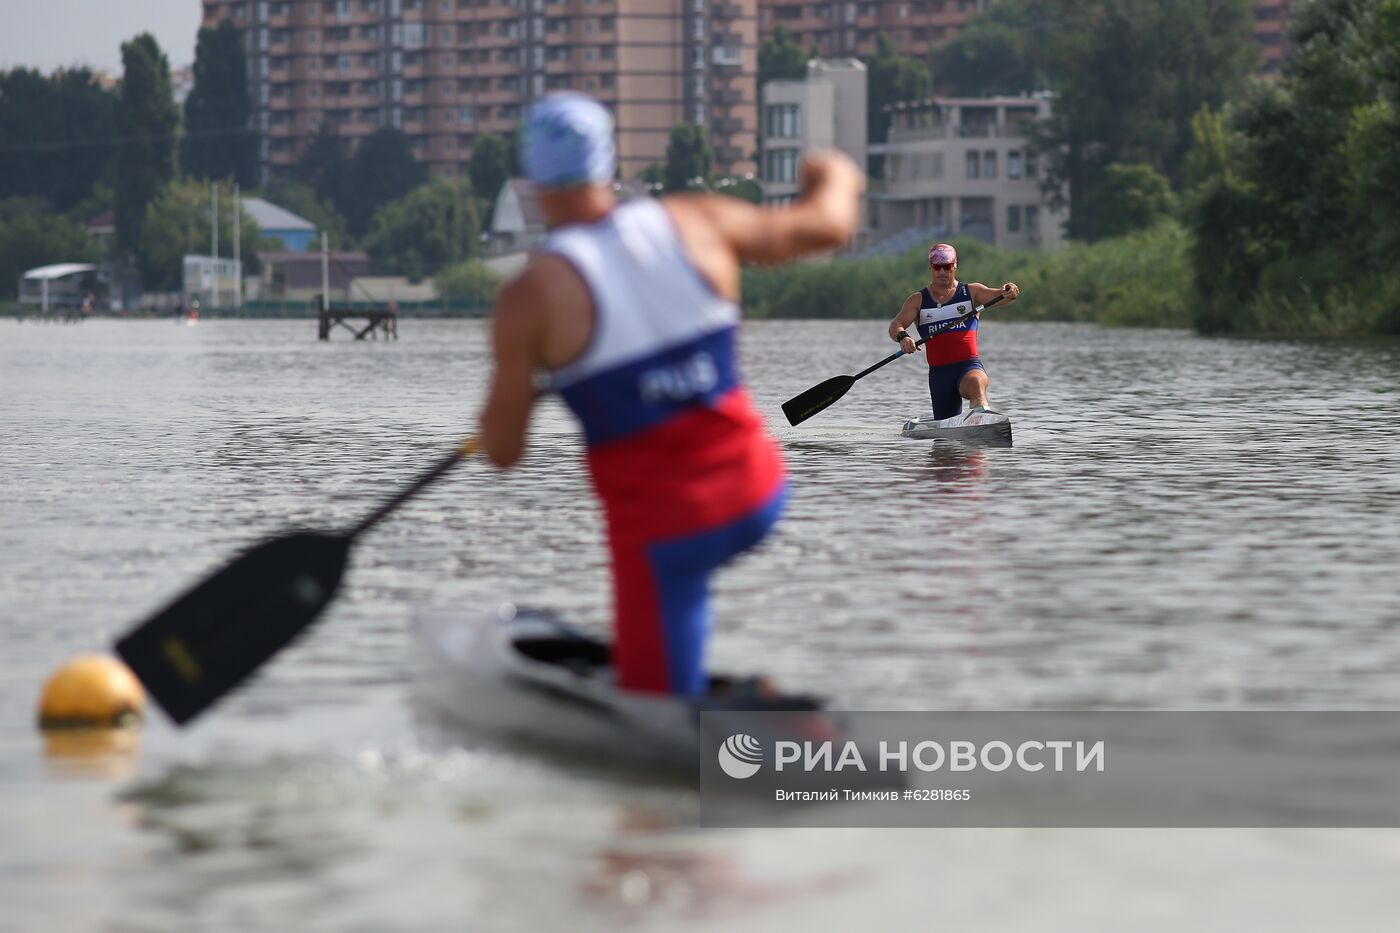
[902,407,1013,446]
[413,605,866,774]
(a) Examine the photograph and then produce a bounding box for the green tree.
[930,1,1046,96]
[293,125,352,215]
[0,67,117,213]
[759,25,809,88]
[436,257,501,305]
[468,132,512,204]
[182,19,256,186]
[114,34,180,254]
[1184,0,1400,332]
[344,127,425,237]
[137,178,266,291]
[1090,162,1176,238]
[664,123,714,193]
[0,198,98,299]
[863,33,932,176]
[361,177,479,279]
[1036,0,1256,240]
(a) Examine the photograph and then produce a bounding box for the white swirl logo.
[717,733,763,779]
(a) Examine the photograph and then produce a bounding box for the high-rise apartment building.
[757,0,985,60]
[756,1,1293,78]
[1252,0,1293,73]
[202,0,757,184]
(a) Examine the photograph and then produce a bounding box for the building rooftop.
[23,263,97,281]
[242,197,316,233]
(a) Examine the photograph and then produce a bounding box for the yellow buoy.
[37,655,146,730]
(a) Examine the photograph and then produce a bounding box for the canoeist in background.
[887,243,1019,420]
[479,93,863,697]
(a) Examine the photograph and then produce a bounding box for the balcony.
[888,124,949,143]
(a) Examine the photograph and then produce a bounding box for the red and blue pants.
[608,482,787,697]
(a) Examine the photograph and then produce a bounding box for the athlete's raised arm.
[663,150,865,301]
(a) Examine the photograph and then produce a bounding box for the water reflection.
[42,728,142,780]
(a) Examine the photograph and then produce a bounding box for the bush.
[743,222,1193,329]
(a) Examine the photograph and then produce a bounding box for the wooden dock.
[318,306,398,341]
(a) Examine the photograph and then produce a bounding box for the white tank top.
[544,198,740,392]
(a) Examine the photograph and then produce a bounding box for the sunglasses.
[931,263,955,271]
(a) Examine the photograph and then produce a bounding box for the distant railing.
[887,123,1034,143]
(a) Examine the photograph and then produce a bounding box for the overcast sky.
[0,1,201,75]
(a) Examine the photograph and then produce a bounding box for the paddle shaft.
[348,436,481,539]
[853,292,1006,381]
[114,434,483,725]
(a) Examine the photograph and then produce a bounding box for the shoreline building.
[758,58,866,205]
[202,0,759,183]
[868,93,1066,250]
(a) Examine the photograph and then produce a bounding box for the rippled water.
[2,319,1399,931]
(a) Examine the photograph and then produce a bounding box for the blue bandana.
[521,93,616,189]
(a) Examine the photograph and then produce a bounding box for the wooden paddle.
[114,437,480,725]
[781,293,1006,426]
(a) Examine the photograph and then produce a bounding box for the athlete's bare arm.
[889,292,922,350]
[479,272,543,468]
[968,281,1021,308]
[480,253,599,468]
[663,150,864,301]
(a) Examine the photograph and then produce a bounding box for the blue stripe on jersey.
[558,326,739,446]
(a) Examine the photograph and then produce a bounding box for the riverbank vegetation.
[745,222,1191,327]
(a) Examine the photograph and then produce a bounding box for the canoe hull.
[902,408,1013,446]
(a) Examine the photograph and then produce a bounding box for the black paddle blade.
[115,532,352,725]
[782,375,855,426]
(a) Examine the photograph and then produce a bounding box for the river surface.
[2,318,1398,931]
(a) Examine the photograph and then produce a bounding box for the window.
[766,148,798,183]
[459,105,473,122]
[766,104,799,138]
[1007,204,1021,233]
[1025,204,1039,233]
[965,151,980,179]
[1008,151,1022,179]
[983,150,997,179]
[1026,152,1038,179]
